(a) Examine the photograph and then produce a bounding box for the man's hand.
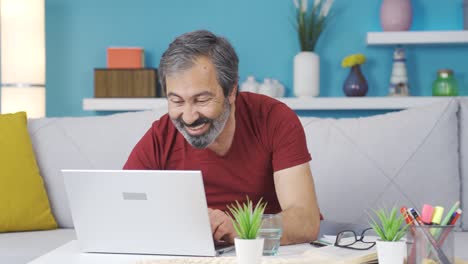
[208,208,236,244]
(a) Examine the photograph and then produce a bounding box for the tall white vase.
[294,51,320,97]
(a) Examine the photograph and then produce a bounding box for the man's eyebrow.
[194,91,214,97]
[167,92,182,98]
[167,91,214,98]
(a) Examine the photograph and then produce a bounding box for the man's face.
[166,56,232,149]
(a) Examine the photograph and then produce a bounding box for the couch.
[1,97,467,263]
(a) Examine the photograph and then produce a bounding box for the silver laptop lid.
[62,169,217,256]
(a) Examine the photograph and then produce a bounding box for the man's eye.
[196,98,210,103]
[171,100,183,104]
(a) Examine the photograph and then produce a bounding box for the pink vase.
[380,0,413,31]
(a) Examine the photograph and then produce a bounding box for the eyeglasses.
[334,228,377,250]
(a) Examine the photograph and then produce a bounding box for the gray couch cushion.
[455,232,468,260]
[0,228,75,264]
[28,108,167,228]
[301,99,460,227]
[460,98,468,230]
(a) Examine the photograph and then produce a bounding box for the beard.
[171,99,231,149]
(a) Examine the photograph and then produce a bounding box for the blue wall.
[46,0,468,117]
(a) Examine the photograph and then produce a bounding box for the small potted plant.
[341,53,368,97]
[369,207,409,264]
[227,197,267,264]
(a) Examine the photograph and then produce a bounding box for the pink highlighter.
[421,204,434,225]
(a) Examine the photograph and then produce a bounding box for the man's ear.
[228,84,237,104]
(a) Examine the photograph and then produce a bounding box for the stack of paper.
[303,245,377,264]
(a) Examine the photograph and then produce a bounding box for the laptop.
[62,169,234,257]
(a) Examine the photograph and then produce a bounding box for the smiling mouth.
[185,123,210,136]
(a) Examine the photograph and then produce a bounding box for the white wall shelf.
[367,30,468,45]
[83,97,458,111]
[83,98,168,111]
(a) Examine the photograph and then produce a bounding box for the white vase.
[376,240,407,264]
[234,238,264,264]
[272,80,285,97]
[294,51,320,97]
[258,78,277,98]
[240,76,260,93]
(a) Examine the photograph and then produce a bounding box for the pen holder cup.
[406,225,454,264]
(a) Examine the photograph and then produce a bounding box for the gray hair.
[158,30,239,97]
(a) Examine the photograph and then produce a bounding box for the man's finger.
[213,222,228,241]
[209,210,225,233]
[209,216,222,233]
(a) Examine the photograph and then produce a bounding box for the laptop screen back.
[62,169,217,256]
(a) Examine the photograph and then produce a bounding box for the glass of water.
[258,214,282,256]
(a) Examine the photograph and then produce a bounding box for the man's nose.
[181,104,199,125]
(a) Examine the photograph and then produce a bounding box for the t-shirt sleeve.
[123,126,160,170]
[267,103,311,172]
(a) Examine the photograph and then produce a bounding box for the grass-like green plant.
[369,207,409,242]
[227,197,267,240]
[293,0,335,52]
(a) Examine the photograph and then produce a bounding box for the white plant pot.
[376,240,407,264]
[234,238,264,264]
[294,51,320,97]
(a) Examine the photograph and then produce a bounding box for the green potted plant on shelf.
[227,197,267,264]
[292,0,334,97]
[369,207,409,264]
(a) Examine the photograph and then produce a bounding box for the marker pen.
[449,209,462,225]
[401,207,413,225]
[409,208,424,225]
[421,204,434,225]
[441,201,460,226]
[431,206,444,225]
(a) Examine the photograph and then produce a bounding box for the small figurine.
[389,47,409,96]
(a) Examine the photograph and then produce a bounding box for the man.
[124,30,320,245]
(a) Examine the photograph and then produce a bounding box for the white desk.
[28,233,468,264]
[28,240,313,264]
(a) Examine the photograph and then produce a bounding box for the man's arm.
[274,162,320,245]
[207,162,320,245]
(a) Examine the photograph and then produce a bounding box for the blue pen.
[409,208,423,225]
[447,211,458,226]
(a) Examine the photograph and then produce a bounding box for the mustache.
[177,116,213,127]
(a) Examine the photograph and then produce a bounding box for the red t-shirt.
[123,92,312,214]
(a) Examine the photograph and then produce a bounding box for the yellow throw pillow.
[0,112,57,232]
